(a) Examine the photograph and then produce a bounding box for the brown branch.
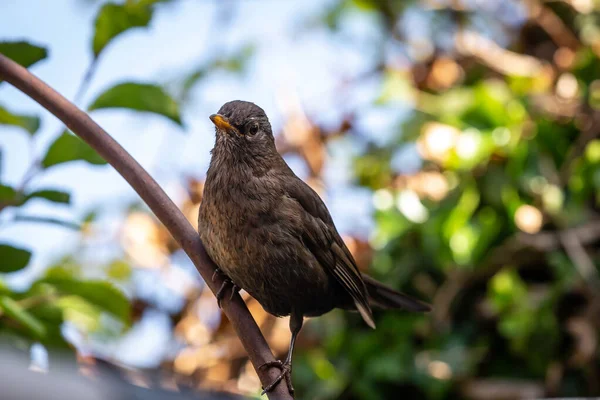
[526,0,581,50]
[0,54,293,400]
[455,30,546,77]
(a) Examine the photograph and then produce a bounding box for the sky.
[0,0,381,367]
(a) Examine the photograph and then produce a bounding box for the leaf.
[42,131,106,168]
[0,244,31,273]
[40,277,131,325]
[92,2,156,58]
[13,215,80,230]
[0,184,17,204]
[45,259,81,279]
[0,104,40,135]
[24,189,71,205]
[0,296,46,339]
[27,305,69,348]
[89,82,182,125]
[106,260,132,281]
[56,296,102,332]
[0,41,47,69]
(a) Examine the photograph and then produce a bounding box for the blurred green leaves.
[39,277,131,326]
[89,82,182,125]
[0,296,46,339]
[0,41,47,69]
[0,244,31,273]
[0,268,131,346]
[0,104,40,135]
[0,184,17,204]
[42,131,107,168]
[93,1,156,58]
[23,189,70,206]
[106,260,132,281]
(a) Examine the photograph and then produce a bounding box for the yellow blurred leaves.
[121,212,170,268]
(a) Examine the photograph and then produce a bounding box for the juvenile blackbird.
[198,100,430,394]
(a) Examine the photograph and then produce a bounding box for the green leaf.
[28,304,69,348]
[45,259,81,279]
[56,295,102,332]
[93,2,154,58]
[40,277,131,325]
[0,244,31,273]
[13,215,80,230]
[0,41,47,69]
[29,303,63,325]
[42,131,106,168]
[89,82,182,125]
[106,260,132,281]
[0,104,40,135]
[0,184,18,204]
[24,189,71,205]
[0,296,46,339]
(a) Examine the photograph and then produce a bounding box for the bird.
[198,100,430,395]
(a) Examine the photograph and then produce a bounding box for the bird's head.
[210,100,274,149]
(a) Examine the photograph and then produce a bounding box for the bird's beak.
[210,114,238,135]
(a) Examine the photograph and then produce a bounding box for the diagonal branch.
[0,54,293,400]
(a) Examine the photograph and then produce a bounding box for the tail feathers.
[355,301,376,329]
[362,274,431,313]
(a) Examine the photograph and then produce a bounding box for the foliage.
[1,0,600,399]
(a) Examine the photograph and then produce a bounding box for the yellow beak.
[210,114,236,133]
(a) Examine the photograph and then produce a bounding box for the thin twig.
[0,54,293,399]
[559,230,600,291]
[73,59,98,106]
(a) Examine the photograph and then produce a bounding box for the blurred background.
[1,0,600,399]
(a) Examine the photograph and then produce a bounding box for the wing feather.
[285,178,375,328]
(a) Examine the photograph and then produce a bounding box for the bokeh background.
[1,0,600,399]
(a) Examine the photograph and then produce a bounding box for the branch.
[455,30,545,77]
[0,54,293,400]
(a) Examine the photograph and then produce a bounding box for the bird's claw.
[259,360,294,395]
[215,278,240,308]
[229,284,239,301]
[211,268,222,282]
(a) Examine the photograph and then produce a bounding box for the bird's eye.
[247,122,259,136]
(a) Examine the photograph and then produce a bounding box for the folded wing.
[285,178,375,328]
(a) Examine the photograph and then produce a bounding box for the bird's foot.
[259,360,294,395]
[211,267,223,282]
[215,278,240,308]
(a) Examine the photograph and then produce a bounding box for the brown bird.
[198,100,430,395]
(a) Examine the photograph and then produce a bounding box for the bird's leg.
[259,312,303,395]
[212,269,240,308]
